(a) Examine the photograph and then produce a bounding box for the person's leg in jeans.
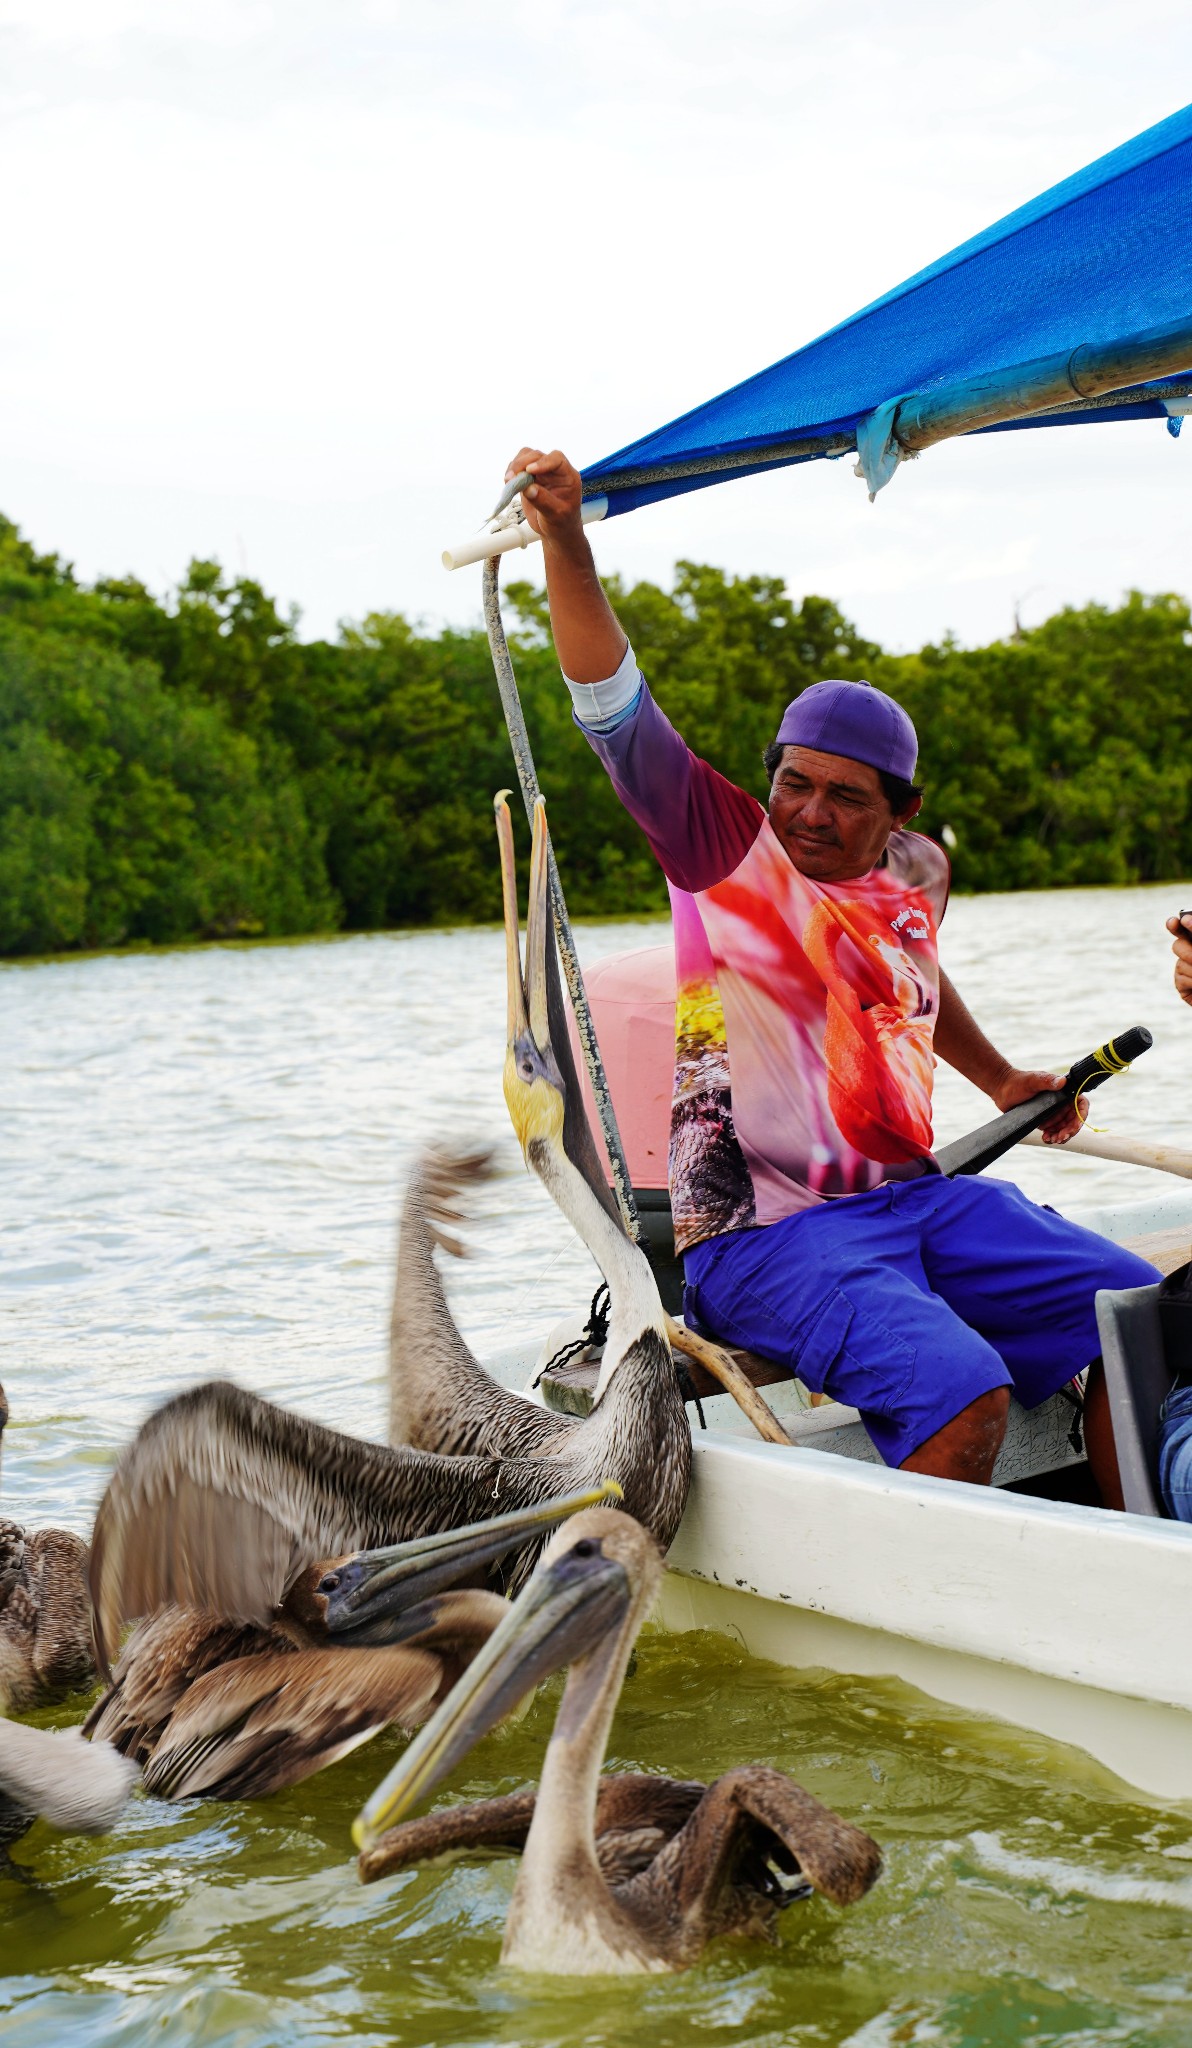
[1158,1386,1192,1518]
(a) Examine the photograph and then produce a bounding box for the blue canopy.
[582,103,1192,517]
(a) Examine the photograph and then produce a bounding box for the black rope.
[533,1280,706,1430]
[533,1282,611,1388]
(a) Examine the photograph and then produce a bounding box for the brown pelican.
[0,1719,137,1850]
[385,794,692,1536]
[87,805,690,1669]
[0,1385,94,1711]
[355,1508,882,1974]
[83,1489,604,1801]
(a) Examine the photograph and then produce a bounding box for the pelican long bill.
[353,1523,632,1850]
[316,1481,622,1643]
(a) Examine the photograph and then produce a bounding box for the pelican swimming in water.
[0,1385,94,1711]
[355,1508,882,1975]
[385,794,692,1537]
[87,799,691,1672]
[83,1489,607,1802]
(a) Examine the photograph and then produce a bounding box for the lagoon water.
[3,880,1192,2046]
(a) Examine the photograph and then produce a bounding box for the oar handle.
[935,1024,1153,1178]
[1062,1023,1152,1097]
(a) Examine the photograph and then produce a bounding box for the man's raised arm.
[502,446,763,897]
[505,447,627,683]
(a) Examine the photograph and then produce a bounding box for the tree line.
[2,510,1190,958]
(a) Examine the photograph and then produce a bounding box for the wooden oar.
[1023,1129,1192,1179]
[664,1314,794,1448]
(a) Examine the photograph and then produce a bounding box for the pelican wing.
[359,1789,540,1880]
[389,1149,570,1462]
[648,1765,882,1919]
[142,1643,446,1801]
[589,1773,707,1885]
[83,1608,297,1763]
[358,1773,706,1885]
[89,1379,502,1672]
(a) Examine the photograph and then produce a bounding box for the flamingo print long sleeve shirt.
[567,647,951,1256]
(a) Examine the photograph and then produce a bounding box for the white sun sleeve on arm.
[562,640,644,734]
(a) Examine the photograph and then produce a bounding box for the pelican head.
[296,1483,623,1645]
[496,791,566,1164]
[354,1506,661,1848]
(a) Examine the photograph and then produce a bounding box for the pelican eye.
[319,1572,341,1593]
[572,1539,600,1560]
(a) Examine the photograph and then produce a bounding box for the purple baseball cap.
[775,679,918,783]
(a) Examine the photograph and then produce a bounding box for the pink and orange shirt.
[575,663,950,1256]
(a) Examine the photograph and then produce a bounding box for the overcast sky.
[2,0,1191,651]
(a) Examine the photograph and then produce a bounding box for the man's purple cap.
[775,679,918,784]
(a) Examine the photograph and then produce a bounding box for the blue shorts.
[1158,1385,1192,1519]
[683,1175,1160,1468]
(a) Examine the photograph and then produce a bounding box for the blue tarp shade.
[582,103,1192,517]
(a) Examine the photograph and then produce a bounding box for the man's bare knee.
[901,1385,1010,1484]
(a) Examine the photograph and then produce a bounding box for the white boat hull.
[659,1432,1192,1800]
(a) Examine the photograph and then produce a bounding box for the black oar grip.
[1063,1025,1152,1100]
[935,1024,1152,1178]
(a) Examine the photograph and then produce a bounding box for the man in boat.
[507,445,1161,1501]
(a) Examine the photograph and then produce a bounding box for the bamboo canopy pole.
[893,312,1192,455]
[1023,1128,1192,1179]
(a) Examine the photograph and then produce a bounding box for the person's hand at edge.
[1167,915,1192,1009]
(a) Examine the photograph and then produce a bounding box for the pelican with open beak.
[497,793,664,1402]
[84,1484,618,1804]
[385,796,692,1547]
[355,1507,882,1975]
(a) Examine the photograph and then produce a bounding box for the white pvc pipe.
[442,495,607,572]
[1023,1128,1192,1179]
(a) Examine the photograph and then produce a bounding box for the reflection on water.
[3,880,1192,2044]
